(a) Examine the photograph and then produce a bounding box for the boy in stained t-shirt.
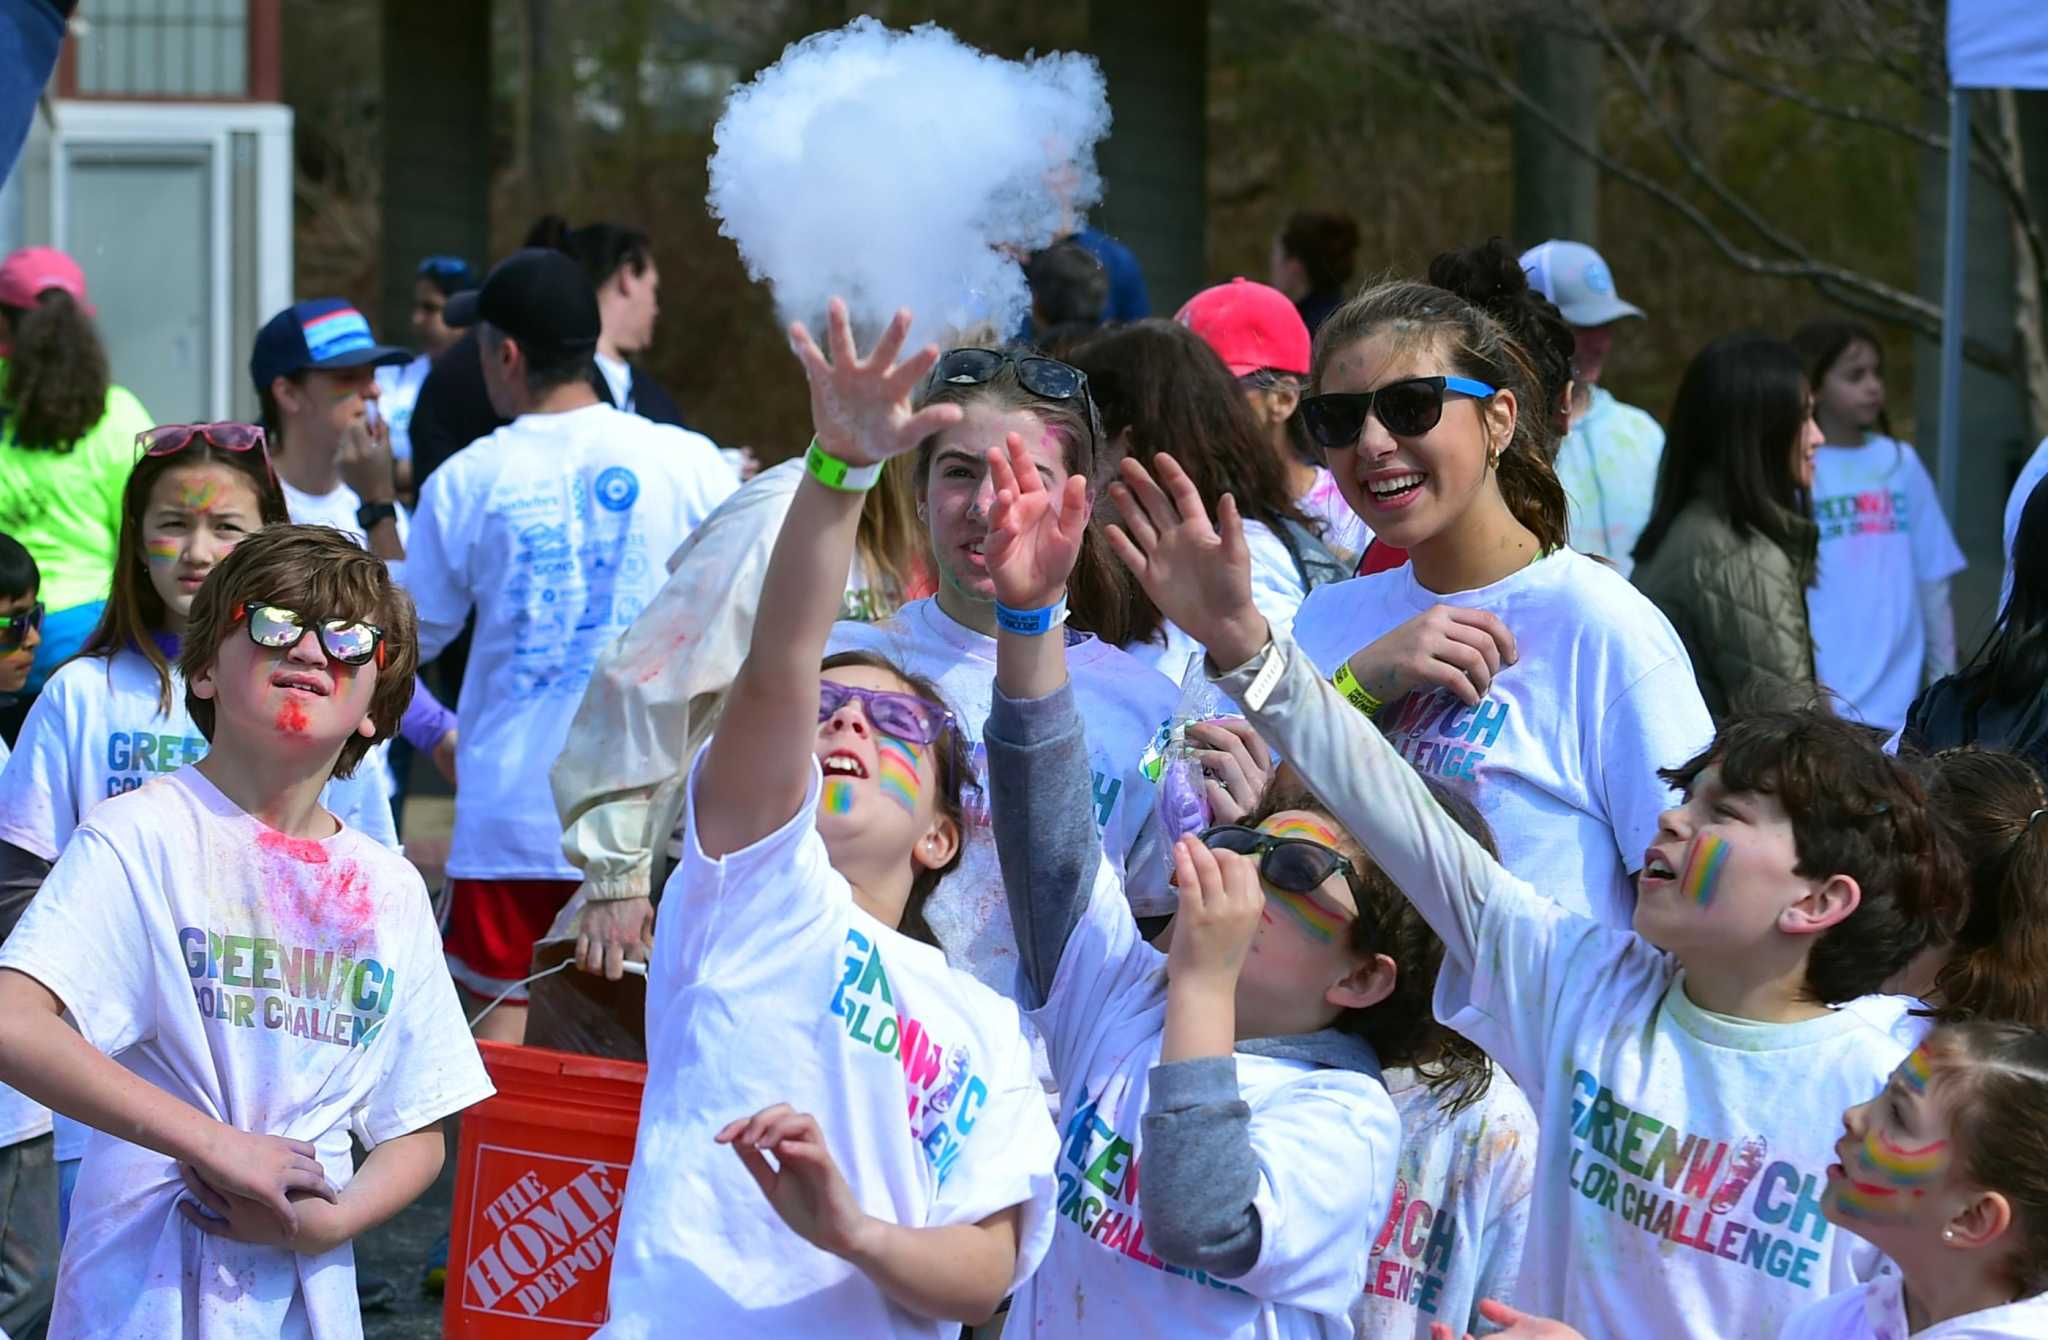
[0,525,492,1339]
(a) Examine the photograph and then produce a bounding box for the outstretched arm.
[694,301,960,859]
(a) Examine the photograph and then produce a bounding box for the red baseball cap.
[0,247,93,315]
[1175,277,1310,377]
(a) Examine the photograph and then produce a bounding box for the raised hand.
[1343,606,1518,710]
[984,432,1089,612]
[1474,1300,1588,1340]
[1103,454,1268,669]
[335,414,396,505]
[717,1104,871,1260]
[789,298,962,468]
[1164,835,1264,989]
[1185,717,1272,824]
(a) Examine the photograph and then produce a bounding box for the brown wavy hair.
[1921,748,2048,1030]
[1245,775,1494,1114]
[81,433,291,713]
[179,525,419,779]
[819,649,975,945]
[2,291,111,450]
[1311,279,1570,553]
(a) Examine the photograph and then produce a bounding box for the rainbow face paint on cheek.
[145,539,180,566]
[1268,889,1344,946]
[1835,1128,1950,1220]
[1900,1045,1934,1095]
[875,735,924,814]
[1262,815,1344,846]
[1679,833,1731,907]
[822,778,855,815]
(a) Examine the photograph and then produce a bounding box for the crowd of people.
[0,195,2043,1340]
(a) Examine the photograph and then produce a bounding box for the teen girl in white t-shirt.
[599,302,1055,1340]
[827,342,1181,988]
[1288,246,1712,928]
[1793,319,1967,734]
[0,422,398,1224]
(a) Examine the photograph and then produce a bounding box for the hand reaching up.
[984,433,1089,612]
[1428,1300,1589,1340]
[718,1104,871,1261]
[789,298,961,468]
[1103,454,1269,669]
[1164,834,1263,990]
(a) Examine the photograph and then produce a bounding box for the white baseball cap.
[1519,239,1645,327]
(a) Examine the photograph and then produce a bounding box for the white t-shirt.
[593,351,634,414]
[1298,468,1372,566]
[1780,1273,2048,1339]
[600,752,1056,1339]
[1126,519,1319,688]
[0,768,492,1339]
[280,478,411,804]
[0,649,404,1161]
[1808,439,1967,733]
[827,597,1180,966]
[1442,878,1902,1339]
[1012,850,1399,1339]
[1555,388,1666,577]
[398,402,739,879]
[1292,549,1714,927]
[1354,1064,1539,1340]
[1999,435,2048,615]
[373,354,431,463]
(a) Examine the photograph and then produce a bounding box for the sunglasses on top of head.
[1300,375,1496,451]
[232,602,388,668]
[817,680,954,746]
[930,348,1101,461]
[0,601,42,654]
[1198,824,1357,895]
[138,423,275,478]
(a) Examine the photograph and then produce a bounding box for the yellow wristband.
[1331,662,1383,719]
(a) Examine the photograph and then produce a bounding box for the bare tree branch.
[1669,32,1943,150]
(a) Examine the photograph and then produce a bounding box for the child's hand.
[1103,454,1268,669]
[1164,834,1263,988]
[1186,718,1271,824]
[176,1164,348,1255]
[790,298,963,468]
[718,1104,873,1261]
[190,1128,338,1238]
[985,431,1089,612]
[1344,606,1518,710]
[1427,1300,1588,1340]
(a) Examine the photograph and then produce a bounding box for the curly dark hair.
[2,290,111,450]
[1429,239,1577,462]
[1244,775,1494,1114]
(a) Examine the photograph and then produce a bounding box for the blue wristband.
[994,595,1069,636]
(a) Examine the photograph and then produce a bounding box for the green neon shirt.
[0,361,151,612]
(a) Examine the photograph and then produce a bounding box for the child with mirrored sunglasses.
[975,432,1511,1338]
[0,524,492,1339]
[598,300,1055,1340]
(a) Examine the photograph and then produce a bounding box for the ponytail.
[1924,748,2048,1031]
[3,291,111,450]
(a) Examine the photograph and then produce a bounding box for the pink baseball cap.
[0,247,94,314]
[1175,277,1311,377]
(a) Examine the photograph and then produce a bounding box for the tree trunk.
[1995,89,2048,447]
[1512,16,1602,247]
[526,0,570,210]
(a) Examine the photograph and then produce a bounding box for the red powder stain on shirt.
[320,861,376,935]
[256,829,329,865]
[275,697,310,734]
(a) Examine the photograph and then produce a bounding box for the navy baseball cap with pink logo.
[249,298,409,395]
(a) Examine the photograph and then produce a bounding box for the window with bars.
[74,0,252,98]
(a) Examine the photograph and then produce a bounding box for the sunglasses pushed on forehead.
[930,348,1101,461]
[138,423,274,479]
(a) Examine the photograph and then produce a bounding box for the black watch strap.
[356,500,398,531]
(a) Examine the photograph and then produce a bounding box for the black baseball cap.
[249,299,409,395]
[443,248,600,354]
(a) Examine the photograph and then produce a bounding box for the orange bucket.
[443,1041,647,1336]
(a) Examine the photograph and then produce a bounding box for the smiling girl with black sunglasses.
[1287,242,1714,930]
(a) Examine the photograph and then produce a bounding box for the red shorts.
[442,878,579,1003]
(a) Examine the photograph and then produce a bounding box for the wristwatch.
[356,500,398,532]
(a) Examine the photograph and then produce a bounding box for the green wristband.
[804,438,883,492]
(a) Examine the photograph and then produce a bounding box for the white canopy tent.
[1938,0,2048,513]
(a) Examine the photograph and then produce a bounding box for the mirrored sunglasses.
[0,601,42,653]
[234,602,387,668]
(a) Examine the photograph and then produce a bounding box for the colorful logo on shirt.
[828,926,992,1186]
[180,926,395,1049]
[1814,488,1910,543]
[1566,1068,1831,1290]
[1053,1085,1250,1294]
[104,731,210,797]
[1383,689,1511,784]
[1367,1177,1460,1317]
[593,467,639,512]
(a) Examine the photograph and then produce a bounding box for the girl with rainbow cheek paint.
[1790,1023,2048,1338]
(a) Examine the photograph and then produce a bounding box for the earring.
[1943,1228,1956,1241]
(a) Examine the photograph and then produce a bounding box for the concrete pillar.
[1087,0,1207,315]
[377,0,493,345]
